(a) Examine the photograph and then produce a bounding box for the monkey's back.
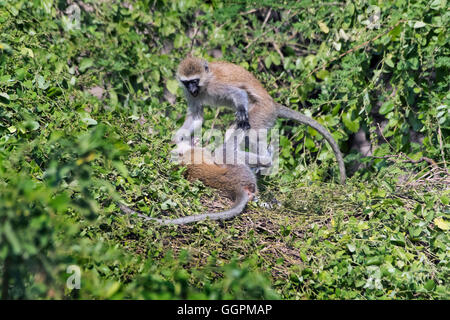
[210,61,278,129]
[210,62,272,99]
[209,61,262,87]
[186,162,257,200]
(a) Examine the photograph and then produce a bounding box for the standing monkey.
[174,56,346,184]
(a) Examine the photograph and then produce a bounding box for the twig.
[437,123,447,170]
[261,8,272,29]
[189,21,204,53]
[257,57,278,88]
[272,41,293,78]
[376,122,395,151]
[244,9,297,50]
[370,154,438,168]
[240,8,258,15]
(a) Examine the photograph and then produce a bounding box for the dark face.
[182,79,200,97]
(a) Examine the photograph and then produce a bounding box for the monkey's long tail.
[277,105,346,184]
[117,191,249,225]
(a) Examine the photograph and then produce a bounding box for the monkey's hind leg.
[218,125,273,168]
[214,143,273,168]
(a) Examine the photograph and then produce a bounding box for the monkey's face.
[181,78,200,97]
[170,141,191,164]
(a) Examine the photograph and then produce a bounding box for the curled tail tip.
[118,190,251,225]
[171,191,250,225]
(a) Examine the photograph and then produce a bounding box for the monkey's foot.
[235,107,250,130]
[236,120,251,130]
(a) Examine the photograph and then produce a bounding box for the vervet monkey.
[174,56,346,184]
[119,140,257,225]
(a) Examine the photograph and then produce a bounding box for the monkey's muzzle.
[187,83,199,97]
[182,79,200,97]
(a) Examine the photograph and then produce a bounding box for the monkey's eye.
[182,79,200,87]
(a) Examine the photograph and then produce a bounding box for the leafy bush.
[0,0,448,299]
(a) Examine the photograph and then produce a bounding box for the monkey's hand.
[236,106,250,130]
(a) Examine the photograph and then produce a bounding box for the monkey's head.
[170,137,199,164]
[177,56,209,97]
[171,137,214,167]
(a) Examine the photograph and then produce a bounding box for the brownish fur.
[207,62,282,129]
[176,57,346,184]
[181,147,257,200]
[178,56,206,78]
[208,62,271,98]
[119,146,257,225]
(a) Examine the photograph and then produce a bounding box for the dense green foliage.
[0,0,448,299]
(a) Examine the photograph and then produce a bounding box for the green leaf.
[49,193,70,212]
[389,24,402,40]
[365,256,383,266]
[103,281,121,298]
[408,57,419,70]
[379,101,395,115]
[82,117,98,126]
[264,56,272,68]
[434,217,449,231]
[304,137,316,150]
[174,34,184,48]
[385,56,394,68]
[23,120,40,131]
[315,69,329,80]
[413,21,426,29]
[3,222,21,254]
[151,70,160,82]
[318,21,329,34]
[166,79,179,95]
[343,109,360,133]
[20,47,34,58]
[0,42,13,53]
[0,92,10,102]
[161,199,172,210]
[47,87,62,97]
[271,53,281,66]
[37,75,49,90]
[440,195,449,205]
[390,233,406,246]
[409,152,422,161]
[424,279,436,291]
[430,0,444,9]
[79,58,94,72]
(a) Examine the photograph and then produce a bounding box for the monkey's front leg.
[173,105,203,144]
[229,88,251,130]
[236,104,250,130]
